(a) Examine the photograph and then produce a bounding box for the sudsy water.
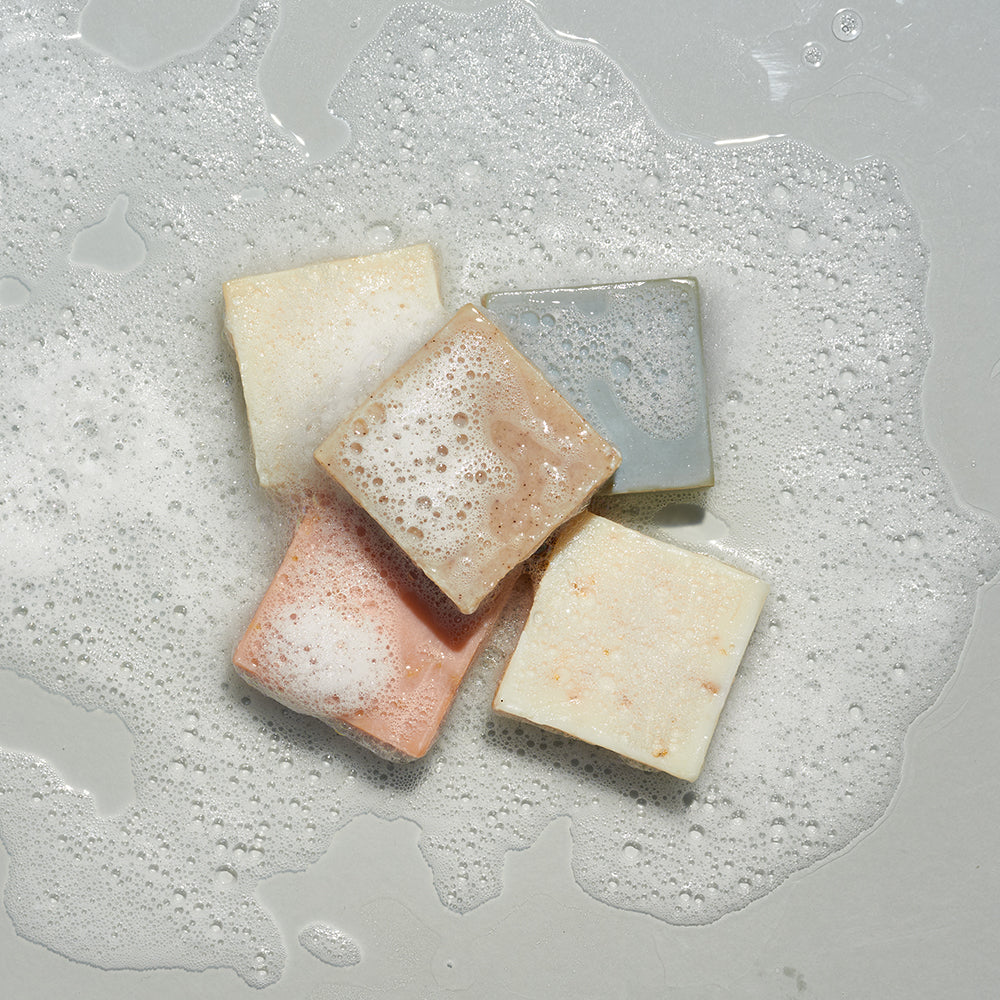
[1,1,997,987]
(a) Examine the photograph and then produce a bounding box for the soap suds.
[298,921,362,967]
[0,0,997,986]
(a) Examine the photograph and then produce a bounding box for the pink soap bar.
[314,305,621,613]
[233,492,513,760]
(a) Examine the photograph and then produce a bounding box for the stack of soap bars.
[226,244,767,780]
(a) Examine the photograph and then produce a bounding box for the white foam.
[0,0,996,986]
[248,596,395,717]
[298,921,362,967]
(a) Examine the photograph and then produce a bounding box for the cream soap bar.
[223,244,446,494]
[233,492,511,761]
[314,305,621,614]
[493,513,768,781]
[482,279,712,493]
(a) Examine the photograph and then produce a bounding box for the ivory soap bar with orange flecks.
[233,491,512,761]
[314,305,621,614]
[493,513,769,781]
[223,243,445,494]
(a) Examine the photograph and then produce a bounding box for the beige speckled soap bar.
[493,513,769,781]
[223,243,445,494]
[314,305,621,614]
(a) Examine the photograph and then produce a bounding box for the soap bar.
[482,279,712,493]
[232,491,512,761]
[314,305,621,614]
[493,513,768,781]
[223,244,445,494]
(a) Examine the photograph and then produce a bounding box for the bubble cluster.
[0,0,996,987]
[298,921,362,967]
[238,509,398,720]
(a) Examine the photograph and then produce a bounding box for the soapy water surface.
[1,0,998,986]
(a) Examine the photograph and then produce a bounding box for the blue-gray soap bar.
[482,279,713,493]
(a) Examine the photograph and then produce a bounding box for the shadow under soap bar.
[314,305,621,614]
[482,279,712,493]
[233,492,511,761]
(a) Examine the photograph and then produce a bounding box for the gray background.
[2,1,998,996]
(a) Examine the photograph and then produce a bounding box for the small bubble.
[364,223,397,249]
[802,42,825,68]
[460,159,484,184]
[214,865,237,887]
[832,8,863,42]
[610,356,632,380]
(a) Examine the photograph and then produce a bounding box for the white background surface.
[2,1,998,996]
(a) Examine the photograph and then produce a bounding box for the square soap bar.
[233,492,512,761]
[314,305,621,614]
[493,513,768,781]
[223,244,445,494]
[482,279,712,493]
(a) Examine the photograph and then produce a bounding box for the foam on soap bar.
[223,243,446,494]
[233,490,513,760]
[314,305,622,613]
[493,513,769,781]
[482,279,712,493]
